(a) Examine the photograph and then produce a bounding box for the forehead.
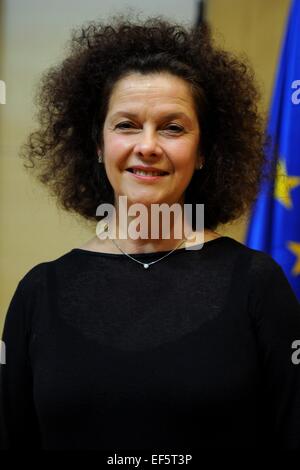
[107,72,196,113]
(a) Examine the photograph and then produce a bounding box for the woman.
[1,15,300,450]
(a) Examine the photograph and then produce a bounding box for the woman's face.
[101,72,201,209]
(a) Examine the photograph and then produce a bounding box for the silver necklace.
[110,237,187,269]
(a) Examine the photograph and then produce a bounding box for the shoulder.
[232,243,300,317]
[15,250,73,298]
[219,237,296,300]
[18,262,47,290]
[3,252,73,331]
[222,236,285,278]
[246,245,285,283]
[220,238,299,326]
[245,246,290,293]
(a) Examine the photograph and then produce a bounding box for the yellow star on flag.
[274,160,300,209]
[287,241,300,276]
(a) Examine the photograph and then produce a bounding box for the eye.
[115,121,135,129]
[165,124,184,133]
[114,122,184,133]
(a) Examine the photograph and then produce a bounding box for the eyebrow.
[110,111,192,123]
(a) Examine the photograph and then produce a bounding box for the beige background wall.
[0,0,291,334]
[206,0,290,240]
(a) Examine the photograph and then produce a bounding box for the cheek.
[168,141,197,169]
[104,132,130,159]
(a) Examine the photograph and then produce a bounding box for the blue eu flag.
[246,0,300,300]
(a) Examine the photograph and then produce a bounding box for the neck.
[105,200,198,254]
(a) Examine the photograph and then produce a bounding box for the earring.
[98,151,103,163]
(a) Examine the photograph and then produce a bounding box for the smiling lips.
[126,168,169,180]
[126,166,169,177]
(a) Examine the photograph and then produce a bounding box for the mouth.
[126,168,169,176]
[126,168,169,181]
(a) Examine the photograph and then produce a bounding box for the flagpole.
[195,0,207,26]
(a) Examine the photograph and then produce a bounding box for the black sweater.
[1,236,300,450]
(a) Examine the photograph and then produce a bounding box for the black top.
[1,236,300,450]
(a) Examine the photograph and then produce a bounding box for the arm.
[249,253,300,449]
[0,279,42,449]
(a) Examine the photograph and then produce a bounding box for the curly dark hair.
[20,13,271,231]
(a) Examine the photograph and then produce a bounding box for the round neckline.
[69,236,230,258]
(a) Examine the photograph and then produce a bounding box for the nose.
[133,127,163,159]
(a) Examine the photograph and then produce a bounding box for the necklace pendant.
[143,263,149,269]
